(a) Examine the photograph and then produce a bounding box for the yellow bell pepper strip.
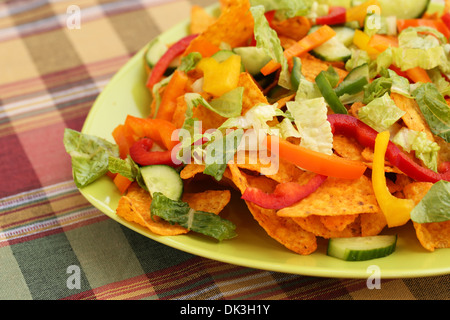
[346,0,380,26]
[372,131,416,228]
[353,29,380,57]
[264,135,367,180]
[196,54,242,97]
[260,25,336,76]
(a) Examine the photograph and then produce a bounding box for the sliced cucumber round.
[140,165,183,201]
[327,235,397,261]
[378,0,429,19]
[309,26,354,62]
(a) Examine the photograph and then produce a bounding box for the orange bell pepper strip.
[155,70,188,122]
[260,25,336,75]
[112,124,135,159]
[264,135,367,180]
[113,173,133,194]
[368,34,399,52]
[182,37,221,58]
[346,0,380,26]
[405,66,432,83]
[353,29,381,57]
[372,131,415,228]
[124,115,178,151]
[397,19,450,40]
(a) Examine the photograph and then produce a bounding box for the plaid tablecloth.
[0,0,449,301]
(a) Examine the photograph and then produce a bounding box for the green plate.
[80,7,450,279]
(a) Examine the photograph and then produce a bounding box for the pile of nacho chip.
[116,0,449,255]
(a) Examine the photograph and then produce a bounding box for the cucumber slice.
[309,26,354,62]
[343,63,370,82]
[140,165,183,201]
[327,235,398,261]
[145,38,168,67]
[233,47,271,76]
[311,37,352,62]
[378,0,429,19]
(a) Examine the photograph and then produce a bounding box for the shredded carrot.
[368,34,399,52]
[260,25,336,75]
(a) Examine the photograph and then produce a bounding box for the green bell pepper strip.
[315,71,348,114]
[290,57,303,91]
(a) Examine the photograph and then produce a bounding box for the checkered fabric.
[0,0,449,300]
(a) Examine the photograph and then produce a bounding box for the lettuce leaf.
[392,127,441,172]
[357,93,405,132]
[250,0,313,18]
[184,90,243,119]
[412,83,450,143]
[150,192,237,241]
[251,5,291,90]
[203,128,244,181]
[63,128,119,188]
[108,156,148,191]
[410,180,450,223]
[286,98,333,155]
[392,27,450,72]
[363,76,392,104]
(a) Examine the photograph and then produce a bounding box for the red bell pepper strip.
[146,33,198,90]
[129,138,176,166]
[316,7,347,26]
[442,12,450,31]
[327,114,450,183]
[241,174,328,210]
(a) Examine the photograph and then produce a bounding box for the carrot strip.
[260,25,336,75]
[405,67,432,83]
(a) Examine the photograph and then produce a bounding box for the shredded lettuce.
[63,128,119,188]
[392,27,450,72]
[357,93,405,132]
[286,98,333,155]
[410,180,450,224]
[250,0,314,18]
[250,5,291,90]
[108,156,147,191]
[184,90,243,119]
[363,76,392,104]
[392,127,441,172]
[412,83,450,143]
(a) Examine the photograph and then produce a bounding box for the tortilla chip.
[116,183,188,236]
[361,147,404,173]
[300,53,348,83]
[391,93,435,142]
[171,95,188,128]
[293,215,361,239]
[320,214,359,232]
[185,0,253,53]
[360,211,387,236]
[182,190,231,214]
[403,181,450,251]
[277,175,379,217]
[271,16,311,41]
[190,5,217,35]
[192,96,228,130]
[234,150,310,184]
[180,164,206,180]
[333,134,365,161]
[238,72,269,115]
[227,164,317,255]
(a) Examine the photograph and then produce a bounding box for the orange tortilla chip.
[185,0,254,53]
[180,164,206,180]
[360,211,387,236]
[190,5,217,35]
[238,72,268,115]
[182,190,231,214]
[333,134,365,161]
[320,214,359,232]
[301,53,348,83]
[391,93,435,142]
[228,164,317,255]
[293,215,361,239]
[277,175,379,217]
[271,15,311,41]
[116,183,188,236]
[402,181,449,251]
